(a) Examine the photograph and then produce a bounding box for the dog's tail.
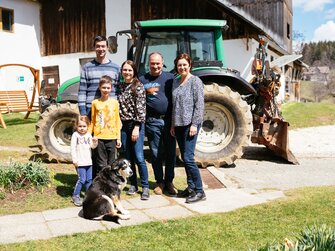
[102,214,121,224]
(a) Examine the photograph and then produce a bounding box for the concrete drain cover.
[200,168,225,189]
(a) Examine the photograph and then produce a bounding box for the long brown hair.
[121,60,141,95]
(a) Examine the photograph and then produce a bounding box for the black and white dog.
[82,158,133,221]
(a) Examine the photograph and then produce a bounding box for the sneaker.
[185,191,206,204]
[178,187,196,198]
[127,185,138,195]
[72,195,82,207]
[166,182,177,195]
[153,183,165,195]
[141,187,150,200]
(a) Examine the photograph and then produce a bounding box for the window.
[139,30,217,75]
[0,7,14,32]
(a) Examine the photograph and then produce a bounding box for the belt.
[147,114,165,119]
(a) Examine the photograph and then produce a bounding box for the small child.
[71,115,98,207]
[90,75,122,177]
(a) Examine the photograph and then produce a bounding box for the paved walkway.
[2,125,334,245]
[0,167,284,244]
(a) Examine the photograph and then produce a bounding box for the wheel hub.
[197,102,235,152]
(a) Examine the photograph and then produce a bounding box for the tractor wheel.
[35,102,79,162]
[195,83,253,167]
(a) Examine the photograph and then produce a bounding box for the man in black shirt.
[139,52,177,195]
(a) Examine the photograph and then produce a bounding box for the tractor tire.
[35,102,79,162]
[195,83,253,167]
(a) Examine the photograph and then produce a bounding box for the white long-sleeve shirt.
[70,131,97,166]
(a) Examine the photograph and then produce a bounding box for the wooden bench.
[0,90,39,129]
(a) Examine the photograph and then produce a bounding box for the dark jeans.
[174,124,203,193]
[73,165,92,196]
[145,117,176,184]
[93,139,116,178]
[121,121,149,188]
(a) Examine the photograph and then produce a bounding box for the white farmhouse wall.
[223,38,286,102]
[223,38,258,82]
[0,0,40,101]
[106,0,131,65]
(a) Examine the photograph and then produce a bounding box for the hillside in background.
[301,41,335,68]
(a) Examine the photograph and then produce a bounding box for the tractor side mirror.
[108,36,118,54]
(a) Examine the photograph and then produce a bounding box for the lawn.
[282,102,335,129]
[0,112,39,147]
[0,186,334,251]
[0,104,335,250]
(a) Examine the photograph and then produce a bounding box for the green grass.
[282,102,335,129]
[0,163,187,215]
[0,186,334,251]
[1,103,335,147]
[0,112,40,147]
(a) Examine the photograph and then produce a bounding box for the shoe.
[141,187,150,200]
[186,192,206,203]
[153,183,165,195]
[166,182,177,195]
[72,195,82,207]
[178,188,195,198]
[127,185,138,195]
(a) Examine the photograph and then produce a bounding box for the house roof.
[213,0,287,54]
[304,66,329,75]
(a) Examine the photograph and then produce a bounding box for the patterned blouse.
[172,75,204,127]
[117,81,146,124]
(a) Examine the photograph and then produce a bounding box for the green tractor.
[35,19,298,166]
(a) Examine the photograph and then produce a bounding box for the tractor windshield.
[138,31,216,75]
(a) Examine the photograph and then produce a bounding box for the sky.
[293,0,335,43]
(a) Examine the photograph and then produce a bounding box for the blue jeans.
[121,121,149,188]
[73,165,92,197]
[174,124,203,193]
[145,117,176,184]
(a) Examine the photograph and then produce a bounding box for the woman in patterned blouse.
[171,53,206,204]
[117,60,150,200]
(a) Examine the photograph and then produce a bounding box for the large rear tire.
[35,102,79,162]
[195,83,253,167]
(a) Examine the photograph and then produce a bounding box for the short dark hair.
[99,75,113,87]
[93,35,108,47]
[174,53,192,72]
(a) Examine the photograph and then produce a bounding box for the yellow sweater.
[90,98,121,140]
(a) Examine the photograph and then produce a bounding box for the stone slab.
[144,205,193,220]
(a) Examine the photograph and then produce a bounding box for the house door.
[42,66,60,98]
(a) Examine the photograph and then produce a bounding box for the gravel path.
[221,125,335,191]
[289,125,335,158]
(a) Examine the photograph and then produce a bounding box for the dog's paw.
[121,209,130,215]
[119,214,131,220]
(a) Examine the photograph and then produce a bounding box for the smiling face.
[95,40,108,61]
[149,53,163,77]
[122,63,134,84]
[99,82,112,100]
[77,120,88,135]
[176,58,191,78]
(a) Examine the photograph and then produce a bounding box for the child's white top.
[70,131,97,166]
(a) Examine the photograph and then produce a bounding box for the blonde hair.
[75,115,90,129]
